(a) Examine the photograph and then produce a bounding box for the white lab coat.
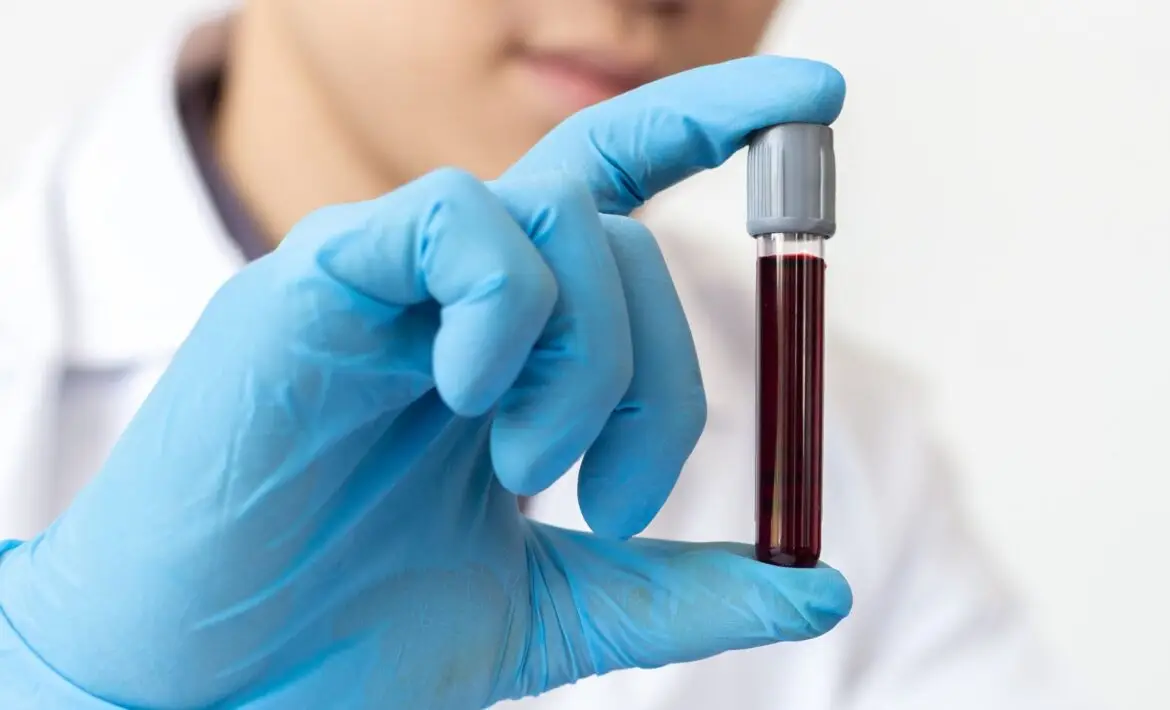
[0,15,1088,710]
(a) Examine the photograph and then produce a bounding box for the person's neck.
[212,4,404,244]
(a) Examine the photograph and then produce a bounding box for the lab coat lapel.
[57,15,246,367]
[0,130,72,540]
[0,15,245,540]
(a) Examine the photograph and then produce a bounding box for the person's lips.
[521,50,659,116]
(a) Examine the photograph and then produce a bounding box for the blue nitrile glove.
[0,56,849,709]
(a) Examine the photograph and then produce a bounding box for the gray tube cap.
[746,123,836,238]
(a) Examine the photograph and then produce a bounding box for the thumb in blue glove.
[0,56,850,710]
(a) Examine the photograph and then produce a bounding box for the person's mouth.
[520,50,660,116]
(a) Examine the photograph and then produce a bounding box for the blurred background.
[1,0,1166,708]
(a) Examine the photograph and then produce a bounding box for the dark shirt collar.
[176,71,272,262]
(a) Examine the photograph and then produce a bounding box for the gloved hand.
[0,56,850,709]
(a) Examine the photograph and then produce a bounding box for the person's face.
[270,0,781,182]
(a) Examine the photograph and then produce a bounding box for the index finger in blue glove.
[486,175,634,496]
[502,56,846,215]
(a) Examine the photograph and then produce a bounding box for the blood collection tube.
[746,123,836,568]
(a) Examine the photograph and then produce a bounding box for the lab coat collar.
[57,14,245,366]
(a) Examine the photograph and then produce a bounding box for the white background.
[1,1,1166,708]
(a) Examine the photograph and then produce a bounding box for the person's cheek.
[684,1,777,64]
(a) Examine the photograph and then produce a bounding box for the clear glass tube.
[755,233,826,567]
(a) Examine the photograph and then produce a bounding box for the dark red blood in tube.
[756,253,825,568]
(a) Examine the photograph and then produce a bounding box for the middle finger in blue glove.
[488,175,633,497]
[577,214,706,540]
